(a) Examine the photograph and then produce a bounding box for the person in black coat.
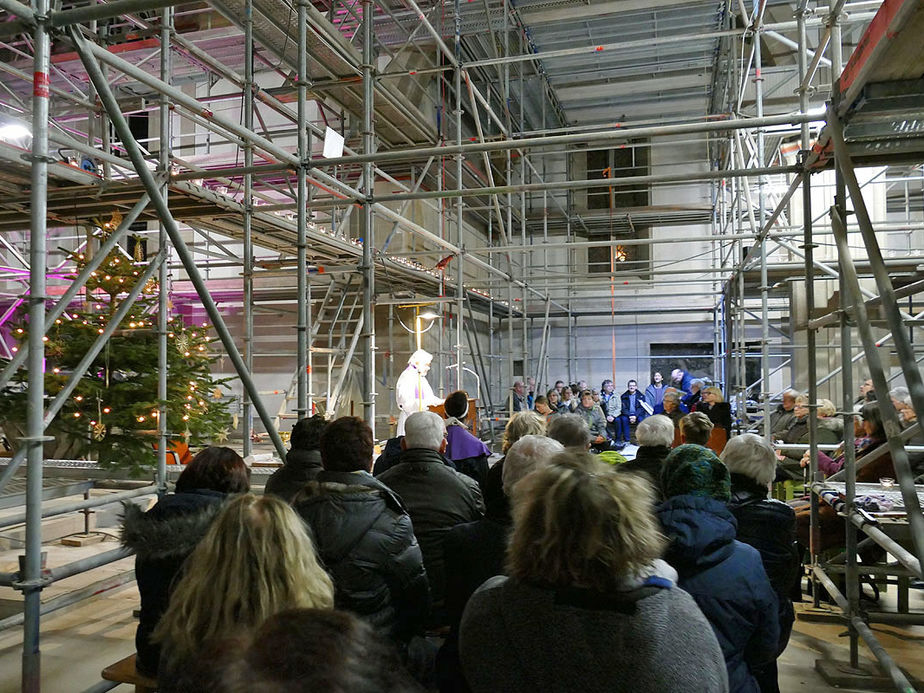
[438,435,564,693]
[721,434,800,693]
[619,414,673,499]
[294,416,430,644]
[378,411,484,626]
[120,446,250,677]
[694,386,733,434]
[264,414,326,503]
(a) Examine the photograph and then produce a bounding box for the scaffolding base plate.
[815,658,899,691]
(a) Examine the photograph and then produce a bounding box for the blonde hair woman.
[694,385,732,434]
[502,410,546,453]
[459,453,726,693]
[154,494,333,683]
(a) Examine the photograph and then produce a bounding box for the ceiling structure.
[0,0,907,318]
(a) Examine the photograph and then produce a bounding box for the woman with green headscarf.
[657,444,780,693]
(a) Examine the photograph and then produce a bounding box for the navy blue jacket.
[657,495,779,693]
[619,390,649,422]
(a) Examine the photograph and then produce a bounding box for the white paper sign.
[322,126,345,158]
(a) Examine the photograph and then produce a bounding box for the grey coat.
[459,575,728,693]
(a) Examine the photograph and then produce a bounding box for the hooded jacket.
[120,489,226,677]
[378,447,484,614]
[458,562,728,693]
[294,470,430,642]
[264,447,323,503]
[657,495,779,693]
[727,473,799,655]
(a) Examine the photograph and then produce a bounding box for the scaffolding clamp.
[19,153,56,164]
[11,572,53,592]
[16,435,56,443]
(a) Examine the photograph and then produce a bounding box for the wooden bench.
[102,654,158,692]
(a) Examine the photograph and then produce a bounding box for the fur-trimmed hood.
[120,490,225,561]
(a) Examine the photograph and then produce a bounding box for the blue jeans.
[616,413,638,442]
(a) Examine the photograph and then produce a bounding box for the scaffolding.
[0,0,921,689]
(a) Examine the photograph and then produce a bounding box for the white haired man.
[395,349,444,436]
[768,389,799,436]
[378,411,484,626]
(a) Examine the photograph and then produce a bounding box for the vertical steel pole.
[157,6,172,491]
[242,0,254,453]
[22,0,50,687]
[796,1,810,147]
[296,0,309,420]
[519,46,528,383]
[454,0,465,391]
[754,0,772,437]
[361,0,376,428]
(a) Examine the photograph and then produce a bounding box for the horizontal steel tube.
[80,682,119,693]
[0,546,133,587]
[51,0,193,26]
[311,113,817,167]
[379,165,800,202]
[461,12,876,69]
[50,546,133,582]
[0,0,33,21]
[826,424,920,482]
[0,570,135,631]
[0,485,156,530]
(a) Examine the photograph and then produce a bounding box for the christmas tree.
[0,221,232,474]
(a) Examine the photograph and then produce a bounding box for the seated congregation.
[119,371,914,693]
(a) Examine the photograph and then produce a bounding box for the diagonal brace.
[831,206,924,571]
[0,252,164,494]
[69,26,287,460]
[0,194,150,393]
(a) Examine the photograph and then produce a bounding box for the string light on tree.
[0,217,231,473]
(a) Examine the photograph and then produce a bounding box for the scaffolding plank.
[839,0,924,113]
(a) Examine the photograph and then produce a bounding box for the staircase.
[273,272,365,428]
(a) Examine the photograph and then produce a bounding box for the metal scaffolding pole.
[361,0,376,427]
[69,27,288,460]
[753,0,772,438]
[157,5,172,495]
[242,0,254,453]
[296,0,309,421]
[311,113,817,168]
[20,0,50,686]
[831,204,924,574]
[454,0,465,391]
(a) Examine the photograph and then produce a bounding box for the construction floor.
[0,505,922,692]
